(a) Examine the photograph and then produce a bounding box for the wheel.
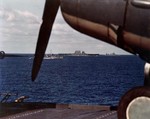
[118,86,150,119]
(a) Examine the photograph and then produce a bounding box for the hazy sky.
[0,0,129,54]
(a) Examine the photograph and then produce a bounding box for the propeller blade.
[32,0,60,81]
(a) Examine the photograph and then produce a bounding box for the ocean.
[0,55,145,106]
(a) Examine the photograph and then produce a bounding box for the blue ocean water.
[0,55,145,106]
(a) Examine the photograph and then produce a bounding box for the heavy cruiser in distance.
[32,0,150,119]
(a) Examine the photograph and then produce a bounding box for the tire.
[118,86,150,119]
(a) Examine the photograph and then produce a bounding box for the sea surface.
[0,55,145,106]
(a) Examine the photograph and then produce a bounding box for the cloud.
[0,7,41,24]
[15,10,41,24]
[0,7,41,37]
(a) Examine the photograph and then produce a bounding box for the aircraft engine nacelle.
[60,0,150,62]
[61,0,125,45]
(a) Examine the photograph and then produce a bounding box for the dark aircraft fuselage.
[60,0,150,62]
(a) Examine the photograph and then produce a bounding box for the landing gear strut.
[144,63,150,86]
[118,63,150,119]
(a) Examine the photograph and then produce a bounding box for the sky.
[0,0,130,54]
